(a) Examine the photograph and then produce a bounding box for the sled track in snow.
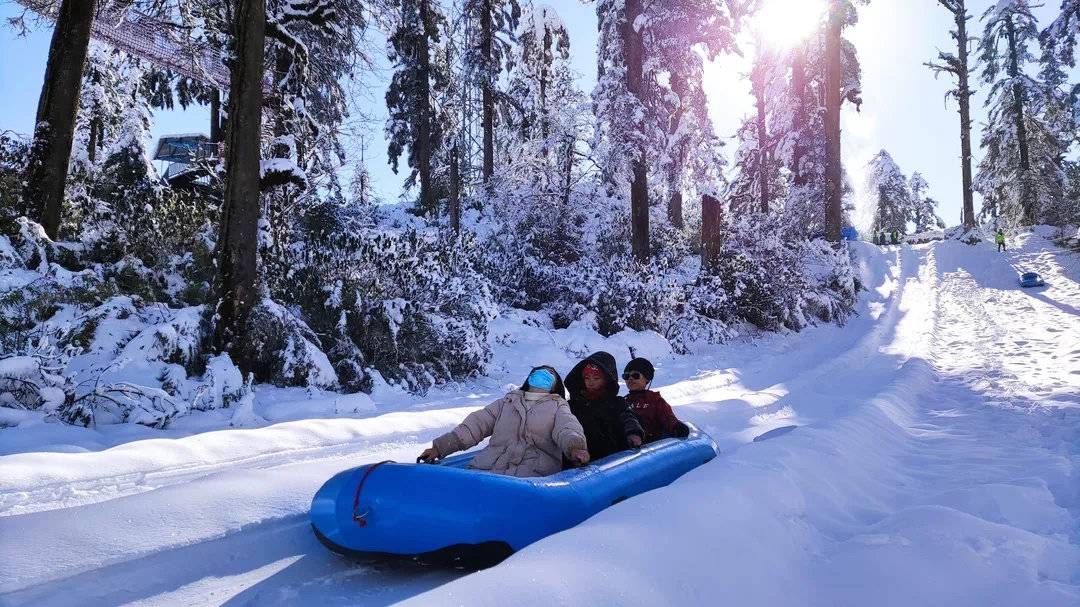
[0,430,427,517]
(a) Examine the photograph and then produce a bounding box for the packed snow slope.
[2,227,1079,606]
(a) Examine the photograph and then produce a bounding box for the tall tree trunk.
[791,47,808,188]
[416,0,436,213]
[625,0,649,261]
[753,61,769,214]
[214,0,266,367]
[953,3,975,228]
[668,190,684,229]
[449,143,461,234]
[210,88,223,143]
[22,0,98,239]
[481,0,494,189]
[823,0,844,242]
[561,134,574,207]
[667,72,686,229]
[87,116,101,164]
[701,193,722,272]
[1005,15,1034,223]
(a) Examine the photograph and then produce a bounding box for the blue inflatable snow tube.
[310,424,719,567]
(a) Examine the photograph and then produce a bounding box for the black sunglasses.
[622,372,645,380]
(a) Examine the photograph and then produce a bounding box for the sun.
[755,0,828,50]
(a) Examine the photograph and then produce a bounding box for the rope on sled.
[352,460,393,527]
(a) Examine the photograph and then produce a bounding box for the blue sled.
[1018,272,1045,288]
[310,424,719,568]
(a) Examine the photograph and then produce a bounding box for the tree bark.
[416,0,436,213]
[701,193,722,272]
[791,47,808,188]
[625,0,649,261]
[668,190,684,229]
[214,0,266,367]
[449,143,461,234]
[1004,15,1034,223]
[87,116,101,164]
[823,0,844,242]
[753,61,769,214]
[481,0,494,189]
[22,0,98,239]
[561,134,574,207]
[210,88,223,144]
[952,2,976,228]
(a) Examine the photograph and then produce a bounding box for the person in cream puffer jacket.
[418,366,590,477]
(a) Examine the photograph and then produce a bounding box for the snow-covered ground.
[2,229,1078,606]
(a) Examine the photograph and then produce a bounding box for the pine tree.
[764,5,863,239]
[465,0,520,192]
[504,4,582,197]
[593,0,737,260]
[926,0,977,228]
[976,0,1068,227]
[909,172,944,232]
[386,0,449,215]
[865,150,912,235]
[729,40,786,217]
[1042,0,1080,67]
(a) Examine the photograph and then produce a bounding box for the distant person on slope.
[622,357,690,443]
[418,366,590,476]
[996,229,1006,252]
[565,352,644,461]
[891,229,900,245]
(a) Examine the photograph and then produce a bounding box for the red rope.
[351,460,393,527]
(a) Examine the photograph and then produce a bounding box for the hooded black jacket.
[565,351,644,460]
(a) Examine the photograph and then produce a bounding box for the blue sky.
[0,1,1069,228]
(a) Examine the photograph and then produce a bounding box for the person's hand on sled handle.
[627,433,643,448]
[417,446,439,463]
[569,448,590,466]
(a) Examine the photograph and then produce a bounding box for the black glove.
[675,421,691,438]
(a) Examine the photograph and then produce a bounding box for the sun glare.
[755,0,827,50]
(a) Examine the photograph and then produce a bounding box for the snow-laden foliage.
[866,150,914,236]
[274,203,497,394]
[976,0,1072,227]
[0,225,244,428]
[477,187,859,353]
[909,172,945,233]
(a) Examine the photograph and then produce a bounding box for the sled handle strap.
[352,460,393,527]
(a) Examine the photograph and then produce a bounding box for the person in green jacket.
[890,229,899,245]
[996,229,1006,252]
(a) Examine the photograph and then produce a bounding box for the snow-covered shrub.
[235,299,338,390]
[283,204,496,393]
[0,352,74,412]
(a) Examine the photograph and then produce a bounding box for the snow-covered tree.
[975,0,1068,226]
[1041,0,1080,67]
[909,172,944,232]
[386,0,449,215]
[464,0,520,189]
[824,0,868,241]
[592,0,738,260]
[866,150,912,235]
[503,4,581,195]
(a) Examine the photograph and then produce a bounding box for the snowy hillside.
[1,231,1077,605]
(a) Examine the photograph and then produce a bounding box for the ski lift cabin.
[153,134,218,189]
